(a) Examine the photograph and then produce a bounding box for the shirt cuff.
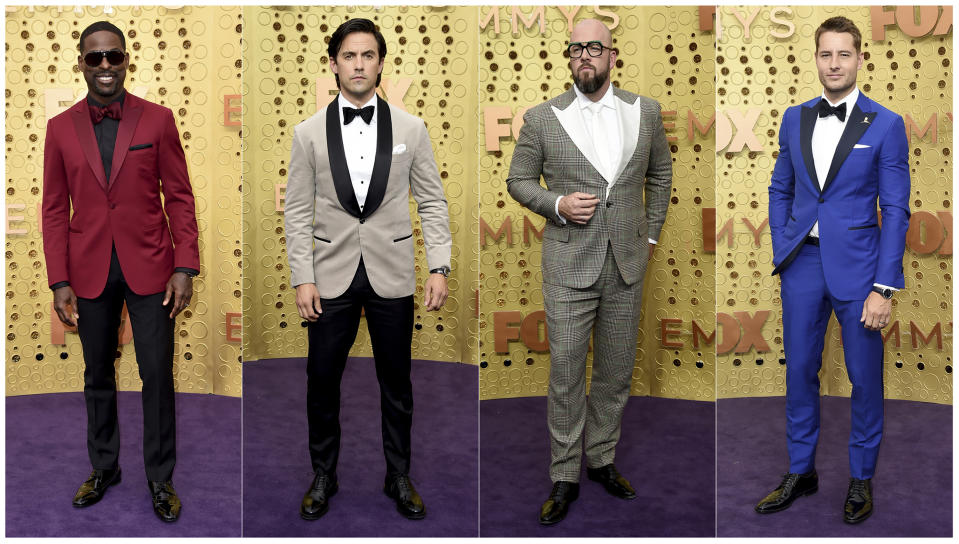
[648,238,657,245]
[554,195,566,225]
[175,267,199,277]
[873,283,897,292]
[50,281,70,291]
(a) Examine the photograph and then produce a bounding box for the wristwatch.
[871,285,894,299]
[429,266,451,278]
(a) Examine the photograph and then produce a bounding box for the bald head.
[571,18,612,48]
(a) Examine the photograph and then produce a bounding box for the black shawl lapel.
[325,97,362,217]
[820,104,876,195]
[360,94,393,219]
[799,104,820,194]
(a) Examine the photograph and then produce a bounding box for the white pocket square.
[854,144,871,149]
[392,144,407,155]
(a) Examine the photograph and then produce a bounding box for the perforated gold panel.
[478,7,716,400]
[241,6,478,365]
[5,6,242,397]
[716,6,952,404]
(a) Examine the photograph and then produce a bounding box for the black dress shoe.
[148,480,181,522]
[843,478,873,524]
[384,474,426,520]
[755,470,818,513]
[72,468,121,507]
[586,464,637,500]
[301,470,337,521]
[539,481,579,525]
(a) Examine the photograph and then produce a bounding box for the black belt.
[805,236,820,246]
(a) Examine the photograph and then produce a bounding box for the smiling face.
[330,31,384,106]
[815,30,863,103]
[78,30,128,105]
[568,19,616,99]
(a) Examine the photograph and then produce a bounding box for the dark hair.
[815,16,861,52]
[327,18,387,88]
[78,21,126,52]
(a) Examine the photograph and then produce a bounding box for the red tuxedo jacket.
[42,92,200,299]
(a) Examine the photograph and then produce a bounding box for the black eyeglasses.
[567,41,611,59]
[83,49,126,67]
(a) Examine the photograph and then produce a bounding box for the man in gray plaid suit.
[506,18,672,525]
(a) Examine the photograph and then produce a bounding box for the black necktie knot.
[818,99,847,122]
[343,105,375,125]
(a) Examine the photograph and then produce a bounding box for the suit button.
[359,218,365,224]
[109,203,116,209]
[606,201,613,208]
[818,198,824,203]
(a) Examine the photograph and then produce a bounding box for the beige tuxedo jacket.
[285,95,451,299]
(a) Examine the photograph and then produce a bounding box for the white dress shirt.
[809,87,893,292]
[337,93,377,212]
[553,86,656,244]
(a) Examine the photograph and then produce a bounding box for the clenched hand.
[558,192,600,225]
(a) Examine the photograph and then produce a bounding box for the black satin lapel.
[799,105,819,194]
[71,107,108,192]
[821,105,875,195]
[325,98,362,217]
[360,94,392,219]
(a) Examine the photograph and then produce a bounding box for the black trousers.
[75,249,176,482]
[306,259,414,477]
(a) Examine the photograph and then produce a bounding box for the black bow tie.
[343,105,375,125]
[818,99,847,122]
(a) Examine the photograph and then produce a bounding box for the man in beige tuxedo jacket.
[506,19,672,525]
[283,18,451,522]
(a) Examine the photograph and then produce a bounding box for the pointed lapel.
[799,103,820,194]
[325,96,362,217]
[612,91,642,183]
[359,94,392,219]
[550,90,610,183]
[821,99,876,195]
[107,94,142,188]
[70,103,108,192]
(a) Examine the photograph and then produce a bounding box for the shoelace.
[778,473,798,494]
[549,483,572,501]
[394,476,413,497]
[848,479,868,501]
[312,474,330,491]
[152,484,173,502]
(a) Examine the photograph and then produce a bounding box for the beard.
[573,63,609,94]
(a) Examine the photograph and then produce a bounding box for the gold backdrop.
[478,6,716,400]
[716,6,952,404]
[5,6,243,397]
[241,6,479,365]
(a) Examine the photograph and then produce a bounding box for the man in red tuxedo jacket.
[41,21,199,522]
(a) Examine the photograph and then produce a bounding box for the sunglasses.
[83,49,126,67]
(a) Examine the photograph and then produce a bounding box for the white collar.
[337,93,378,124]
[820,87,859,110]
[574,83,615,111]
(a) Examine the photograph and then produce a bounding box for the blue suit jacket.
[768,93,910,301]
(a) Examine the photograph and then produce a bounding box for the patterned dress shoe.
[148,480,182,522]
[72,468,122,507]
[755,470,818,513]
[586,464,637,500]
[843,478,873,524]
[384,474,426,520]
[539,481,579,525]
[300,470,337,520]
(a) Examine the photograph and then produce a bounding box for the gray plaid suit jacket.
[506,87,672,289]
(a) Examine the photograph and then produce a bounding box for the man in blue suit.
[755,16,910,524]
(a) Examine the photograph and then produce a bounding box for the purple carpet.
[480,396,715,537]
[718,396,952,537]
[5,391,240,537]
[242,357,478,537]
